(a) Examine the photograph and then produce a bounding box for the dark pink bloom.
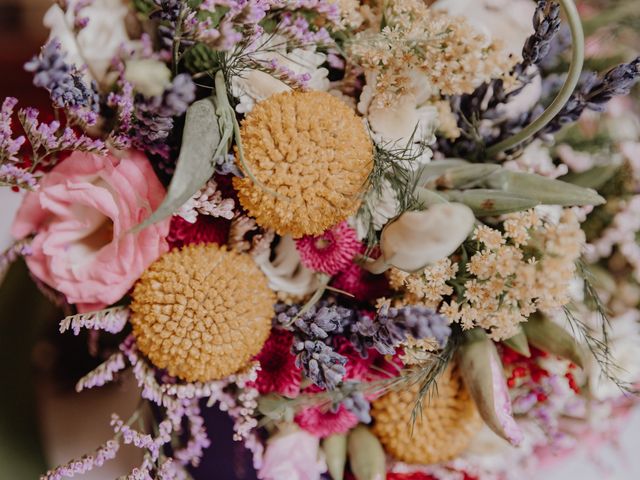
[295,221,361,275]
[252,329,301,397]
[295,402,358,438]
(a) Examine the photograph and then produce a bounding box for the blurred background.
[0,1,639,479]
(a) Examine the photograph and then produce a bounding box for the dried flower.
[177,179,235,223]
[130,244,275,382]
[295,402,359,438]
[371,366,482,465]
[233,90,373,238]
[295,221,362,275]
[350,302,451,356]
[25,38,99,123]
[252,329,302,397]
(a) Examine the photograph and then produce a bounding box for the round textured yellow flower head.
[233,90,373,238]
[371,365,482,464]
[130,243,275,382]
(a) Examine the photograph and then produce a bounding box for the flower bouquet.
[1,0,640,479]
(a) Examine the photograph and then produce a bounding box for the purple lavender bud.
[25,39,99,114]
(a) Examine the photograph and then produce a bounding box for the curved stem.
[486,0,585,158]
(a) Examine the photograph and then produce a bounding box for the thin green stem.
[486,0,585,157]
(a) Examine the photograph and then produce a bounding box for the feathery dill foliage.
[564,261,636,393]
[358,133,426,246]
[408,329,461,429]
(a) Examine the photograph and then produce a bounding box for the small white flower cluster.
[177,179,235,223]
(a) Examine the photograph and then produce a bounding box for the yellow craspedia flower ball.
[129,243,275,382]
[371,366,482,464]
[233,90,373,238]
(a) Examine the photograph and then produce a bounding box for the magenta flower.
[295,221,361,275]
[252,329,302,397]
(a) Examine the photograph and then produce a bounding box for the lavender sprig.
[351,304,451,356]
[276,302,353,390]
[539,57,640,136]
[519,0,561,73]
[131,73,196,158]
[24,38,99,124]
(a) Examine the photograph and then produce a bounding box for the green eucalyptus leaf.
[523,314,585,368]
[416,158,469,185]
[348,426,386,480]
[558,164,619,190]
[484,170,605,206]
[502,327,531,357]
[323,434,348,480]
[132,96,222,233]
[415,186,448,207]
[426,164,502,189]
[441,189,540,216]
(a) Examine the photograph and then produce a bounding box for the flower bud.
[365,203,475,274]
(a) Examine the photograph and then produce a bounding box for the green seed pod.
[348,426,386,480]
[523,314,585,368]
[457,329,523,446]
[502,327,531,357]
[323,434,348,480]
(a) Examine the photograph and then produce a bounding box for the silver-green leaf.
[132,96,222,233]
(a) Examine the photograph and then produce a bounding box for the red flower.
[295,221,361,274]
[167,215,230,249]
[252,329,301,397]
[295,401,359,438]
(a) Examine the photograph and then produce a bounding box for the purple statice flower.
[278,12,332,46]
[24,39,99,122]
[18,107,107,161]
[0,163,38,189]
[0,97,26,163]
[106,81,135,148]
[0,240,32,278]
[351,304,451,356]
[111,414,160,459]
[173,402,211,467]
[261,58,312,90]
[41,439,120,480]
[59,306,130,336]
[76,352,127,392]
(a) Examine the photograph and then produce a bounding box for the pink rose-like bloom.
[258,429,326,480]
[12,151,170,311]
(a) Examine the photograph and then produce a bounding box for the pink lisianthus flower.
[258,428,327,480]
[11,151,170,311]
